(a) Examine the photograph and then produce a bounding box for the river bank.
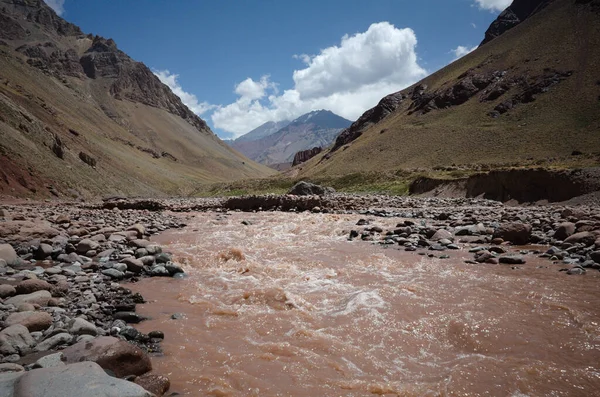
[1,193,600,395]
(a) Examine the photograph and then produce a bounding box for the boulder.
[122,257,144,274]
[68,317,98,336]
[62,336,152,377]
[35,243,53,260]
[15,279,52,295]
[0,284,16,299]
[493,223,532,245]
[5,311,52,332]
[564,231,598,246]
[5,290,52,307]
[13,361,153,397]
[134,373,170,396]
[33,352,65,369]
[431,229,453,241]
[554,222,576,241]
[127,224,146,238]
[0,325,36,356]
[34,333,73,352]
[0,244,18,267]
[288,181,333,196]
[76,239,99,254]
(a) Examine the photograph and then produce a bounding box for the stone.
[5,290,52,307]
[554,222,576,241]
[155,253,171,264]
[112,263,128,272]
[130,239,151,248]
[590,251,600,263]
[499,255,526,264]
[150,265,170,277]
[16,303,35,312]
[0,284,16,298]
[33,352,65,368]
[35,243,54,260]
[15,279,52,295]
[567,267,586,275]
[13,361,153,397]
[101,268,124,280]
[288,181,333,196]
[33,333,73,352]
[145,244,162,255]
[138,256,155,266]
[68,317,98,336]
[0,372,22,397]
[0,325,36,356]
[62,336,152,377]
[564,231,598,246]
[431,229,453,241]
[5,311,52,332]
[76,239,99,254]
[0,244,18,267]
[134,373,171,396]
[0,363,24,373]
[127,224,146,238]
[113,312,146,324]
[493,223,532,245]
[148,330,164,339]
[122,257,144,274]
[165,263,184,276]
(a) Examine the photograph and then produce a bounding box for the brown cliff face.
[0,0,274,198]
[292,147,322,167]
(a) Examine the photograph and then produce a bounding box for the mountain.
[229,110,351,166]
[234,121,290,143]
[297,0,600,179]
[0,0,274,198]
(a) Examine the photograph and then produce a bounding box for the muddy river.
[130,211,600,396]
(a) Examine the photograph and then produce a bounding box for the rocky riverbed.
[1,189,600,396]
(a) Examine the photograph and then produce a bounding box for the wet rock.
[493,223,532,245]
[101,268,124,280]
[15,279,52,295]
[62,336,152,377]
[150,265,170,277]
[0,325,36,356]
[165,263,184,276]
[154,252,171,264]
[134,373,171,396]
[122,257,144,274]
[148,330,164,339]
[5,290,52,307]
[567,267,586,275]
[13,361,153,397]
[499,255,526,264]
[5,311,52,332]
[113,312,146,324]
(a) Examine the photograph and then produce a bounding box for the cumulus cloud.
[153,69,216,116]
[452,45,478,60]
[45,0,65,15]
[473,0,512,12]
[211,22,427,137]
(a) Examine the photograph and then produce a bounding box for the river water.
[130,211,600,396]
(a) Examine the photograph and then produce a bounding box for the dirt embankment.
[410,168,600,203]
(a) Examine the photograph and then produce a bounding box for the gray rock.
[145,244,162,255]
[13,361,153,397]
[499,255,526,264]
[138,256,155,266]
[68,318,98,336]
[493,223,532,245]
[33,352,65,369]
[165,263,184,276]
[567,267,586,275]
[431,229,453,241]
[101,268,124,280]
[113,312,145,324]
[288,181,333,196]
[150,265,170,277]
[0,363,24,373]
[112,263,128,272]
[122,257,143,274]
[0,325,36,356]
[33,333,73,352]
[0,284,16,298]
[35,243,53,260]
[76,239,99,255]
[154,253,171,264]
[5,290,52,307]
[0,371,22,397]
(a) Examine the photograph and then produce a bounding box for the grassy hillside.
[297,0,600,179]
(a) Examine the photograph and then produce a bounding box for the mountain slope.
[233,121,290,143]
[0,0,274,198]
[231,110,351,166]
[298,0,600,178]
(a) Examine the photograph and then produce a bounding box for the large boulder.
[0,325,36,356]
[492,222,532,245]
[12,361,153,397]
[564,231,598,246]
[5,312,53,332]
[5,290,52,307]
[62,336,151,377]
[554,222,576,241]
[0,244,18,267]
[134,373,171,396]
[287,181,333,196]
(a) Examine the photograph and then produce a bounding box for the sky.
[46,0,511,139]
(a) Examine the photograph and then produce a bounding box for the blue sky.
[46,0,510,138]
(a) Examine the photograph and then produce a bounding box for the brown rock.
[554,222,576,241]
[134,373,171,396]
[492,223,532,245]
[564,231,598,246]
[127,224,146,238]
[0,284,16,298]
[17,303,36,312]
[15,279,52,295]
[5,290,52,307]
[122,257,144,274]
[0,243,18,266]
[62,336,152,377]
[5,311,53,332]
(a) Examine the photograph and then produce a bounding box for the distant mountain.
[235,120,290,143]
[0,0,273,198]
[297,0,600,179]
[229,110,351,166]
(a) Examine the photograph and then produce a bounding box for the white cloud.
[153,69,216,116]
[44,0,65,15]
[473,0,512,12]
[471,23,477,29]
[211,22,427,137]
[452,45,478,60]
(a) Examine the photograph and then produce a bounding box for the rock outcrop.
[292,147,322,166]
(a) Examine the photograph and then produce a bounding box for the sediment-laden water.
[131,211,600,396]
